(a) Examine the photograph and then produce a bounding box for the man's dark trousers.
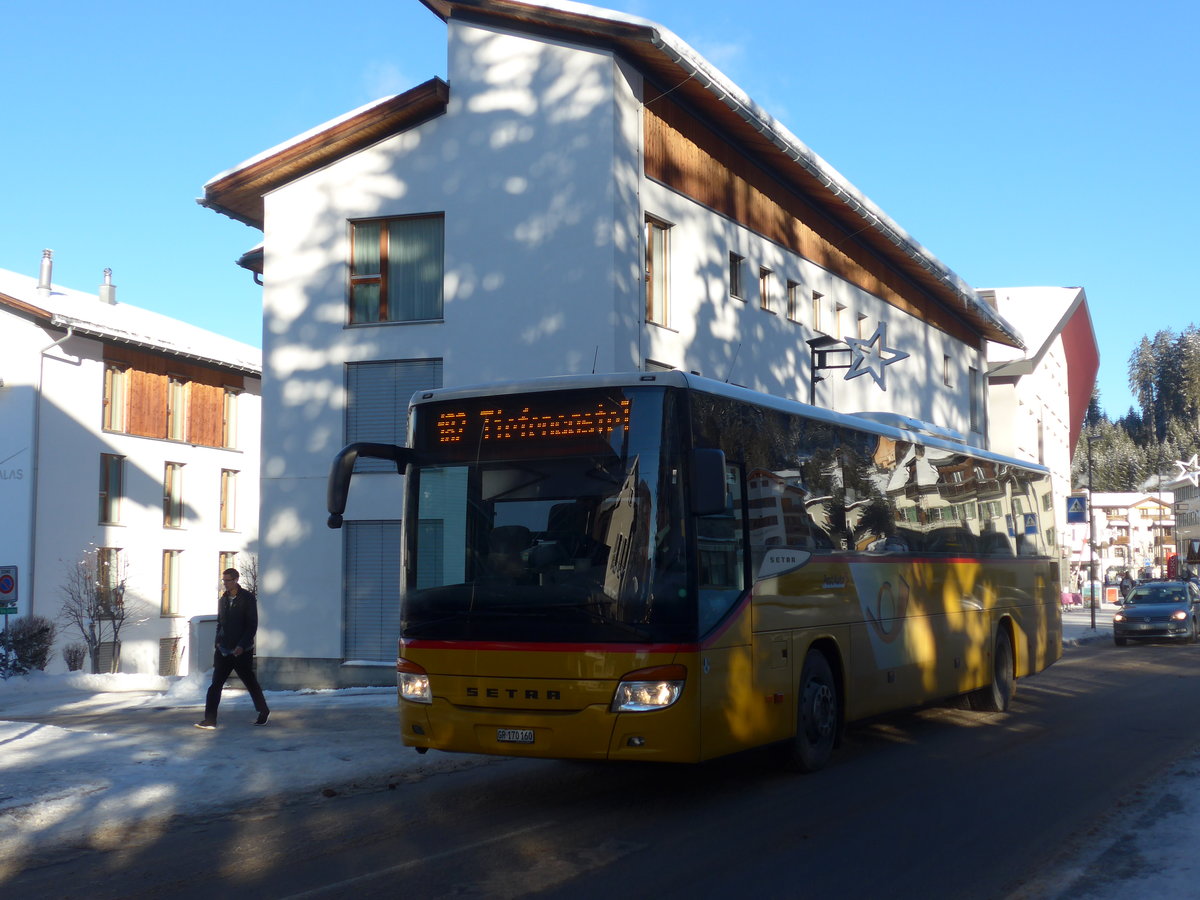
[204,650,269,722]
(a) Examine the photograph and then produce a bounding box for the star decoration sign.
[1176,454,1200,487]
[843,322,909,391]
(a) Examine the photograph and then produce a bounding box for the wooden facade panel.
[189,382,224,447]
[104,346,241,448]
[644,99,973,343]
[127,369,167,438]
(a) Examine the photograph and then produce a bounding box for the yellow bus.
[327,371,1061,770]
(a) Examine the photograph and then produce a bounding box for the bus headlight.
[397,657,432,704]
[611,665,686,712]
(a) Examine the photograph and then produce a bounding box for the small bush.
[0,615,58,677]
[63,642,87,672]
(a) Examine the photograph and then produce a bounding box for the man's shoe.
[194,720,217,730]
[254,710,270,726]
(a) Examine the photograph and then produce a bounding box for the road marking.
[279,820,555,898]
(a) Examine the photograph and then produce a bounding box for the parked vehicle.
[1113,580,1200,646]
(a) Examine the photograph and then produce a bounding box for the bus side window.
[697,464,746,632]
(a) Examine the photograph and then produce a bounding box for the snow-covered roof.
[0,268,261,376]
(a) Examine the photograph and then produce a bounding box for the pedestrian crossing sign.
[1066,494,1087,524]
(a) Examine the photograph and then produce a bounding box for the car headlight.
[611,664,686,712]
[1173,610,1189,621]
[1113,613,1126,622]
[396,657,432,704]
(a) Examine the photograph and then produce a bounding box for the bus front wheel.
[970,628,1015,712]
[791,649,838,772]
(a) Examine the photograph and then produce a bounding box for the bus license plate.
[497,728,535,744]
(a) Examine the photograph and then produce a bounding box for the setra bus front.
[330,378,727,762]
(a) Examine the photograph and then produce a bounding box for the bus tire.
[791,649,838,772]
[970,628,1015,712]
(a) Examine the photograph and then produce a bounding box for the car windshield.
[1126,587,1187,605]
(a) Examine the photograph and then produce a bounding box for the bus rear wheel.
[791,649,838,772]
[970,628,1015,712]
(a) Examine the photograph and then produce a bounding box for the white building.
[983,286,1100,580]
[0,254,261,676]
[200,0,1033,688]
[1065,492,1175,584]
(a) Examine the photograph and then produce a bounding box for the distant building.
[983,286,1100,583]
[200,0,1035,688]
[0,252,261,675]
[1064,492,1174,582]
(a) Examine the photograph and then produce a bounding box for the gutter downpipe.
[28,324,76,617]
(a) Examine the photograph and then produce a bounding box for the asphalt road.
[10,641,1200,900]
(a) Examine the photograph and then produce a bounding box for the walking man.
[195,569,270,729]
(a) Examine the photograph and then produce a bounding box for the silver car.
[1113,580,1200,646]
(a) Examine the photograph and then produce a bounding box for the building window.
[346,359,443,473]
[645,217,670,326]
[834,303,847,340]
[812,291,824,332]
[161,550,181,616]
[219,551,238,581]
[729,252,745,300]
[220,469,237,531]
[99,454,124,525]
[344,520,402,661]
[943,355,953,387]
[786,281,801,322]
[167,376,189,442]
[857,314,869,339]
[350,214,445,324]
[103,365,128,433]
[222,388,240,449]
[163,463,184,528]
[97,547,123,615]
[969,366,980,431]
[759,268,773,313]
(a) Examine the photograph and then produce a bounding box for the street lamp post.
[1087,434,1100,630]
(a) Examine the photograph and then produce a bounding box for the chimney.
[99,268,117,305]
[36,249,53,296]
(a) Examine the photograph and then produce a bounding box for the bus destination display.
[422,392,632,459]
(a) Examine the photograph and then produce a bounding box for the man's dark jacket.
[216,587,258,654]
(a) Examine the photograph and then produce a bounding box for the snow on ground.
[0,669,483,876]
[2,610,1200,898]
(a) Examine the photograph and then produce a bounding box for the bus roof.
[407,371,1049,474]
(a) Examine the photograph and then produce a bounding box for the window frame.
[167,375,189,442]
[222,388,240,449]
[786,280,801,323]
[161,549,181,616]
[97,547,123,616]
[729,252,745,300]
[99,453,124,525]
[220,469,238,532]
[349,213,445,325]
[103,364,128,433]
[163,462,185,529]
[645,216,671,327]
[759,267,774,314]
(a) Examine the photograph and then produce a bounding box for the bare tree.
[58,547,137,674]
[238,552,259,596]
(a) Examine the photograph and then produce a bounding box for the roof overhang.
[200,78,450,228]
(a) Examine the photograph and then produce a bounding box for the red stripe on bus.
[400,639,698,654]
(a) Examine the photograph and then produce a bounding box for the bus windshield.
[402,386,692,643]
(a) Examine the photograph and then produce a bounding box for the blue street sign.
[1066,494,1087,524]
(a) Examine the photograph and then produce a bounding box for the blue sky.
[4,0,1196,419]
